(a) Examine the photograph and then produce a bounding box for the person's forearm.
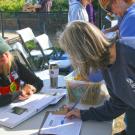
[16,60,43,92]
[33,80,43,93]
[80,98,128,121]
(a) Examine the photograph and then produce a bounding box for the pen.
[70,98,81,111]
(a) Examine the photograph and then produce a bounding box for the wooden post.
[0,12,4,38]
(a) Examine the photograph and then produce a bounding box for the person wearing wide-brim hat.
[0,36,43,106]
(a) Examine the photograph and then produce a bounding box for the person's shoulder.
[126,8,135,19]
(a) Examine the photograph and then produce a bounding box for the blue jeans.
[124,107,135,135]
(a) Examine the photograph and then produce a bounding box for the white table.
[0,101,112,135]
[0,74,112,135]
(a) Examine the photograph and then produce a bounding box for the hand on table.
[19,84,36,100]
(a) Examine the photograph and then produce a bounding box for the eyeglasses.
[105,0,113,13]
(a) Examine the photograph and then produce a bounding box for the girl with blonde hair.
[60,21,113,80]
[59,21,135,135]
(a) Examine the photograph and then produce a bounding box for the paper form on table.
[39,113,82,135]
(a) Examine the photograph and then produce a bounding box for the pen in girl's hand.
[70,99,80,111]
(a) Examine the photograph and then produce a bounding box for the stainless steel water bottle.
[49,64,59,88]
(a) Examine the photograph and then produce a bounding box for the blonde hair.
[2,52,14,76]
[59,21,113,80]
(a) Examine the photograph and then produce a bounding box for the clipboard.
[38,111,53,135]
[38,110,82,135]
[38,110,67,135]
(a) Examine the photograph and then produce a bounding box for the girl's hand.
[19,84,36,100]
[65,108,81,119]
[63,105,81,119]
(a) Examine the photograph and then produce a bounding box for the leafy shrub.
[0,0,25,12]
[93,1,99,10]
[0,0,98,12]
[51,0,68,12]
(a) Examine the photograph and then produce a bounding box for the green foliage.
[0,0,68,12]
[0,0,99,12]
[93,0,99,10]
[51,0,68,12]
[25,40,37,51]
[0,0,99,13]
[0,0,25,12]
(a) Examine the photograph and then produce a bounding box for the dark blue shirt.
[80,37,135,121]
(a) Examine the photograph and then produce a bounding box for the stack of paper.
[0,94,55,128]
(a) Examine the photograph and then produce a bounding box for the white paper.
[0,94,55,128]
[50,93,65,105]
[41,89,67,105]
[40,113,82,135]
[105,32,117,40]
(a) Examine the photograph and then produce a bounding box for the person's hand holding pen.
[61,88,86,123]
[60,105,81,125]
[19,84,36,100]
[62,88,86,120]
[63,105,81,119]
